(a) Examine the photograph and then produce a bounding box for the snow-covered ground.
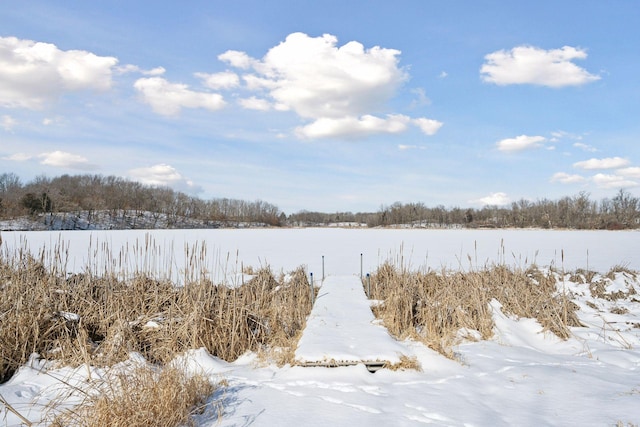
[1,229,639,426]
[1,228,638,280]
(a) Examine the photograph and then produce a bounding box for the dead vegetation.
[0,245,313,384]
[52,364,215,427]
[368,262,582,358]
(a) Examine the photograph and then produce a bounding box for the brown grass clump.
[589,267,638,301]
[384,355,422,372]
[53,364,214,427]
[369,262,581,358]
[0,245,313,383]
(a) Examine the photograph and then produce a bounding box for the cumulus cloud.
[39,150,95,170]
[592,173,638,189]
[412,118,443,135]
[129,163,202,193]
[116,64,166,76]
[218,50,255,69]
[195,71,240,90]
[617,167,640,179]
[480,45,600,87]
[1,114,16,131]
[550,172,586,184]
[573,157,630,170]
[295,114,410,139]
[474,192,511,206]
[241,33,406,118]
[220,32,442,139]
[238,96,271,111]
[0,36,118,109]
[133,77,225,116]
[496,135,547,152]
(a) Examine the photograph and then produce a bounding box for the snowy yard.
[1,229,639,426]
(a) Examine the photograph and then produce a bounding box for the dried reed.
[369,261,581,358]
[0,240,312,383]
[52,364,214,427]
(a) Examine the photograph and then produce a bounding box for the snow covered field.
[1,228,639,280]
[1,229,639,426]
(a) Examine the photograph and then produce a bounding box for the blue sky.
[1,1,639,213]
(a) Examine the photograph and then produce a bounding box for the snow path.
[294,275,409,367]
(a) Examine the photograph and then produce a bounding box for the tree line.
[1,172,639,229]
[0,173,283,227]
[288,190,640,229]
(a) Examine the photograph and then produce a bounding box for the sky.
[1,1,639,214]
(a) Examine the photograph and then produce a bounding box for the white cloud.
[254,33,406,119]
[238,96,271,111]
[2,152,32,161]
[550,130,587,143]
[592,173,638,189]
[144,66,167,76]
[195,71,240,90]
[573,142,597,152]
[1,114,16,131]
[39,150,95,170]
[295,114,410,139]
[438,71,448,79]
[617,167,640,179]
[412,118,443,135]
[242,74,278,91]
[550,172,586,184]
[219,32,442,139]
[133,77,225,116]
[474,192,511,206]
[0,36,118,109]
[480,45,600,87]
[496,135,546,152]
[129,163,202,193]
[116,64,166,76]
[573,157,630,170]
[218,50,255,69]
[410,88,431,107]
[398,144,418,151]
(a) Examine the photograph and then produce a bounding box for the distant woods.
[289,191,640,229]
[1,172,639,230]
[0,173,283,228]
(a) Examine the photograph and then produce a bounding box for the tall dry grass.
[369,262,581,358]
[0,243,313,384]
[52,364,214,427]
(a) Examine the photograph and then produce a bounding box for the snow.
[1,229,640,426]
[1,228,639,282]
[294,275,408,366]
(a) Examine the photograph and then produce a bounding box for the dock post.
[367,273,371,298]
[309,272,314,304]
[322,256,325,281]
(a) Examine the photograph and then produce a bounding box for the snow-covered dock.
[294,275,409,370]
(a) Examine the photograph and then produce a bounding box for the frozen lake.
[1,228,638,281]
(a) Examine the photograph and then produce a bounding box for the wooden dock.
[294,275,409,371]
